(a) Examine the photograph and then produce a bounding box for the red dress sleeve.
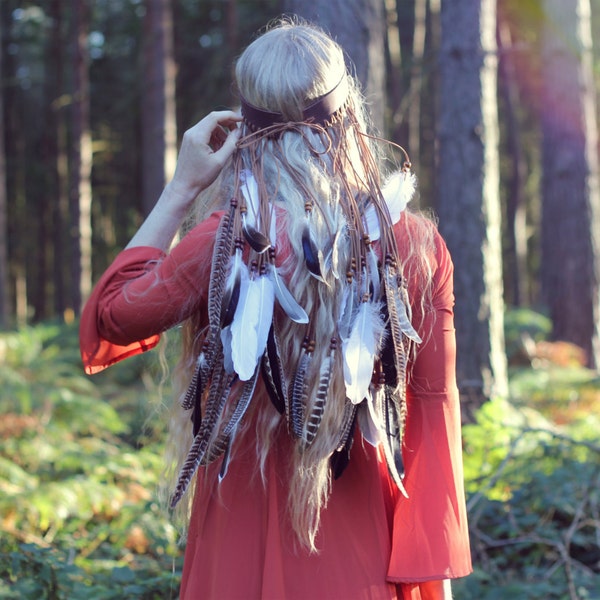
[80,212,221,374]
[387,224,472,582]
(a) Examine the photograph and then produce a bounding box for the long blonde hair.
[162,17,436,552]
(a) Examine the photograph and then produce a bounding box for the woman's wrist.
[124,183,193,250]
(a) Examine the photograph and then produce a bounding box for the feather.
[367,246,381,301]
[240,169,259,213]
[222,368,259,438]
[181,357,205,437]
[240,169,277,244]
[374,378,408,497]
[220,325,234,373]
[357,399,381,446]
[181,356,202,410]
[242,211,271,253]
[290,341,312,438]
[170,366,236,508]
[364,170,416,241]
[328,227,343,280]
[261,325,288,415]
[357,385,387,446]
[222,260,250,374]
[382,296,407,395]
[203,213,235,373]
[363,204,380,241]
[342,301,386,404]
[191,390,203,436]
[382,170,416,223]
[239,170,271,253]
[381,433,409,498]
[254,274,276,365]
[338,277,357,341]
[397,296,421,344]
[384,264,421,344]
[268,264,309,324]
[304,339,336,445]
[218,435,234,481]
[208,366,260,475]
[302,216,325,282]
[220,248,243,327]
[330,403,357,479]
[229,267,255,380]
[384,386,405,469]
[230,271,275,381]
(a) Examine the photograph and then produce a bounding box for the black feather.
[330,407,357,480]
[242,214,271,253]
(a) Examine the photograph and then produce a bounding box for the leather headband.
[240,76,348,130]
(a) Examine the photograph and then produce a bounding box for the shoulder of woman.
[394,211,451,266]
[394,211,454,302]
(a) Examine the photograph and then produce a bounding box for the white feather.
[382,170,416,223]
[220,249,242,326]
[363,203,380,240]
[268,264,308,324]
[338,279,357,341]
[220,325,234,373]
[364,170,416,241]
[240,170,276,245]
[240,169,259,221]
[254,275,275,364]
[230,267,256,380]
[230,271,275,381]
[342,302,386,404]
[367,247,381,301]
[357,391,384,446]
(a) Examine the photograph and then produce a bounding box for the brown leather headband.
[240,76,349,131]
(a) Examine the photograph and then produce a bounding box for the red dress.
[80,212,472,599]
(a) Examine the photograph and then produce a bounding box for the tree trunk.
[283,0,386,133]
[141,0,177,216]
[69,0,93,316]
[0,11,8,327]
[407,0,426,175]
[3,0,27,326]
[498,15,528,307]
[540,0,600,369]
[50,0,69,318]
[388,0,415,143]
[437,0,508,415]
[384,0,402,140]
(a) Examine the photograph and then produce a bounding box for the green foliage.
[503,307,552,364]
[3,319,600,598]
[0,323,182,598]
[456,394,600,598]
[453,308,600,597]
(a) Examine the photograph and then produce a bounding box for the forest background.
[1,0,600,598]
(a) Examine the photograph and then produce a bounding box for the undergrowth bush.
[1,314,600,598]
[0,322,182,599]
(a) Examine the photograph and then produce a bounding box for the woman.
[81,19,471,600]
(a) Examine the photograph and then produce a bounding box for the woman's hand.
[170,110,242,199]
[125,110,241,251]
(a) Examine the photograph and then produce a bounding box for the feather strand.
[267,262,309,324]
[290,338,312,438]
[304,338,336,445]
[261,325,287,414]
[342,300,386,404]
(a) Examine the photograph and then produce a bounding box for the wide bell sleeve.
[387,229,472,583]
[80,212,221,374]
[80,246,165,374]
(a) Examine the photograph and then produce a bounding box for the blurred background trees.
[2,2,600,597]
[1,0,600,413]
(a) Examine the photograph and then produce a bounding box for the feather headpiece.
[170,76,421,508]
